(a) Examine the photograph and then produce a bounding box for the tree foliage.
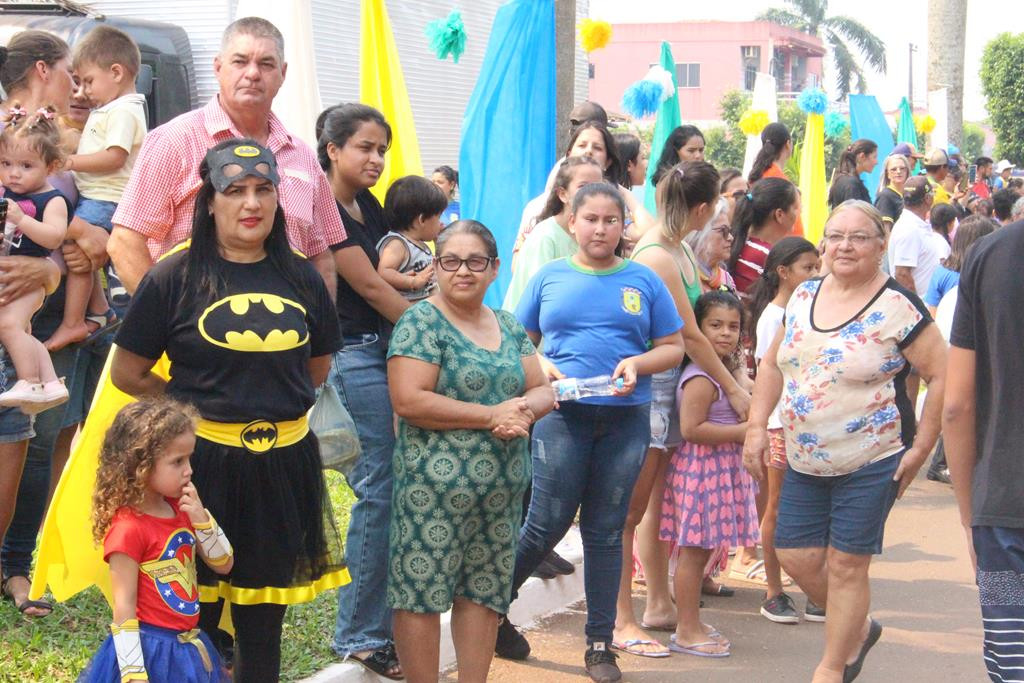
[961,123,986,162]
[758,0,886,100]
[980,32,1024,164]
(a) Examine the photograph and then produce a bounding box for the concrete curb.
[300,528,585,682]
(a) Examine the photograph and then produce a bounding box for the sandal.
[727,559,793,587]
[1,575,53,617]
[843,618,882,682]
[668,634,730,658]
[610,638,670,658]
[83,309,121,346]
[346,643,404,681]
[701,581,735,597]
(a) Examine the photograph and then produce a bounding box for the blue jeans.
[511,402,651,644]
[0,352,33,445]
[331,334,396,655]
[1,334,110,578]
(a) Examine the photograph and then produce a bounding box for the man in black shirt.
[945,217,1024,682]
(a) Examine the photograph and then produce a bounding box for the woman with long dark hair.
[924,214,996,315]
[828,139,878,210]
[650,125,705,186]
[748,123,803,237]
[748,123,793,184]
[111,139,346,681]
[727,178,802,295]
[319,102,410,680]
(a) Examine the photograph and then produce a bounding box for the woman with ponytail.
[745,237,820,624]
[614,162,755,656]
[748,122,803,237]
[727,178,802,295]
[828,139,878,210]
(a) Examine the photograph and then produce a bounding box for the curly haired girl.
[82,397,233,683]
[0,104,70,411]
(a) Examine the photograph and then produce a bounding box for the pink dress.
[660,363,760,551]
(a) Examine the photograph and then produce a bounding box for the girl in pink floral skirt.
[661,290,760,657]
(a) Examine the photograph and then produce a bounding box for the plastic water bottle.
[552,375,624,402]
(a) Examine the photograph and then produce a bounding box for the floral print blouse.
[777,278,931,476]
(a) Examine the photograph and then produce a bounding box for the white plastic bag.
[308,383,361,475]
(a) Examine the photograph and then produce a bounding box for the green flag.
[643,42,681,213]
[896,97,921,174]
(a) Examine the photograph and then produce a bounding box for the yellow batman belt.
[195,416,309,454]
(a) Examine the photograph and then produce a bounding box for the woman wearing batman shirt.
[110,139,346,682]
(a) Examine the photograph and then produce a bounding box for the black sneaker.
[584,642,621,683]
[805,599,826,622]
[926,468,952,484]
[495,617,530,660]
[531,558,559,580]
[546,550,575,575]
[760,592,800,624]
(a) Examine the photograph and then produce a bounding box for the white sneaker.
[0,379,44,408]
[23,379,70,415]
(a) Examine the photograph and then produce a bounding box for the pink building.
[589,21,825,124]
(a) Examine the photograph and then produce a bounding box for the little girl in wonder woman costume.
[80,398,232,682]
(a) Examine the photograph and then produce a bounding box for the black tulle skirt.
[190,432,348,605]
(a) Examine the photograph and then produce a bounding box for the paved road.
[444,473,987,682]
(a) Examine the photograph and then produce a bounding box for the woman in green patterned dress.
[386,220,555,682]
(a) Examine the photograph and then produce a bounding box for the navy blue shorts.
[974,526,1024,682]
[774,451,903,555]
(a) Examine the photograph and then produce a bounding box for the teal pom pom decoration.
[425,10,467,63]
[797,87,828,115]
[622,80,663,119]
[824,111,848,139]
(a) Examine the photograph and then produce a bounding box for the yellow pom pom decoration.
[580,19,612,53]
[738,109,770,136]
[919,114,936,134]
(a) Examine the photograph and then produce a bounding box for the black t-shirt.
[874,187,904,226]
[950,219,1024,527]
[827,174,871,211]
[115,249,341,423]
[330,191,388,337]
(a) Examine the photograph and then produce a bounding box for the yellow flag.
[360,0,423,201]
[30,350,171,604]
[799,113,828,246]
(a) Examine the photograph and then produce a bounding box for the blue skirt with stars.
[78,622,228,683]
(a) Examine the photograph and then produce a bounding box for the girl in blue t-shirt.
[510,182,684,680]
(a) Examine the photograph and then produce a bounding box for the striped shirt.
[731,236,771,296]
[112,97,345,260]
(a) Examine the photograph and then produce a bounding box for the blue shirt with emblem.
[515,258,683,405]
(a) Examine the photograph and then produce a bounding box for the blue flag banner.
[848,94,895,201]
[459,0,556,307]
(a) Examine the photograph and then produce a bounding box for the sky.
[588,0,1022,122]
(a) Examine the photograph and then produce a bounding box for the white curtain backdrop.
[235,0,323,147]
[742,72,779,177]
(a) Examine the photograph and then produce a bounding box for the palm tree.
[757,0,887,99]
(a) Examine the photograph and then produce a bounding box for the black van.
[0,0,197,128]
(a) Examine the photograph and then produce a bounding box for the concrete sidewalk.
[446,474,987,682]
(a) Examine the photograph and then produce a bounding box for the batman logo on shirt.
[198,293,309,352]
[240,420,278,453]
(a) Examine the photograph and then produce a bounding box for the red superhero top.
[103,499,200,631]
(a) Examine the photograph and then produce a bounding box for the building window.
[675,63,700,88]
[589,63,595,79]
[741,46,761,91]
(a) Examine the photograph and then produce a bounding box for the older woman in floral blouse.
[742,200,946,683]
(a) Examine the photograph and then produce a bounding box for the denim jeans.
[331,334,396,655]
[511,402,651,644]
[1,337,109,578]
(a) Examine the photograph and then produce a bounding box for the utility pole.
[908,43,917,104]
[554,0,576,154]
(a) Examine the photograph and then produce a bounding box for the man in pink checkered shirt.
[107,17,344,298]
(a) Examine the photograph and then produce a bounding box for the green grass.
[0,472,356,683]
